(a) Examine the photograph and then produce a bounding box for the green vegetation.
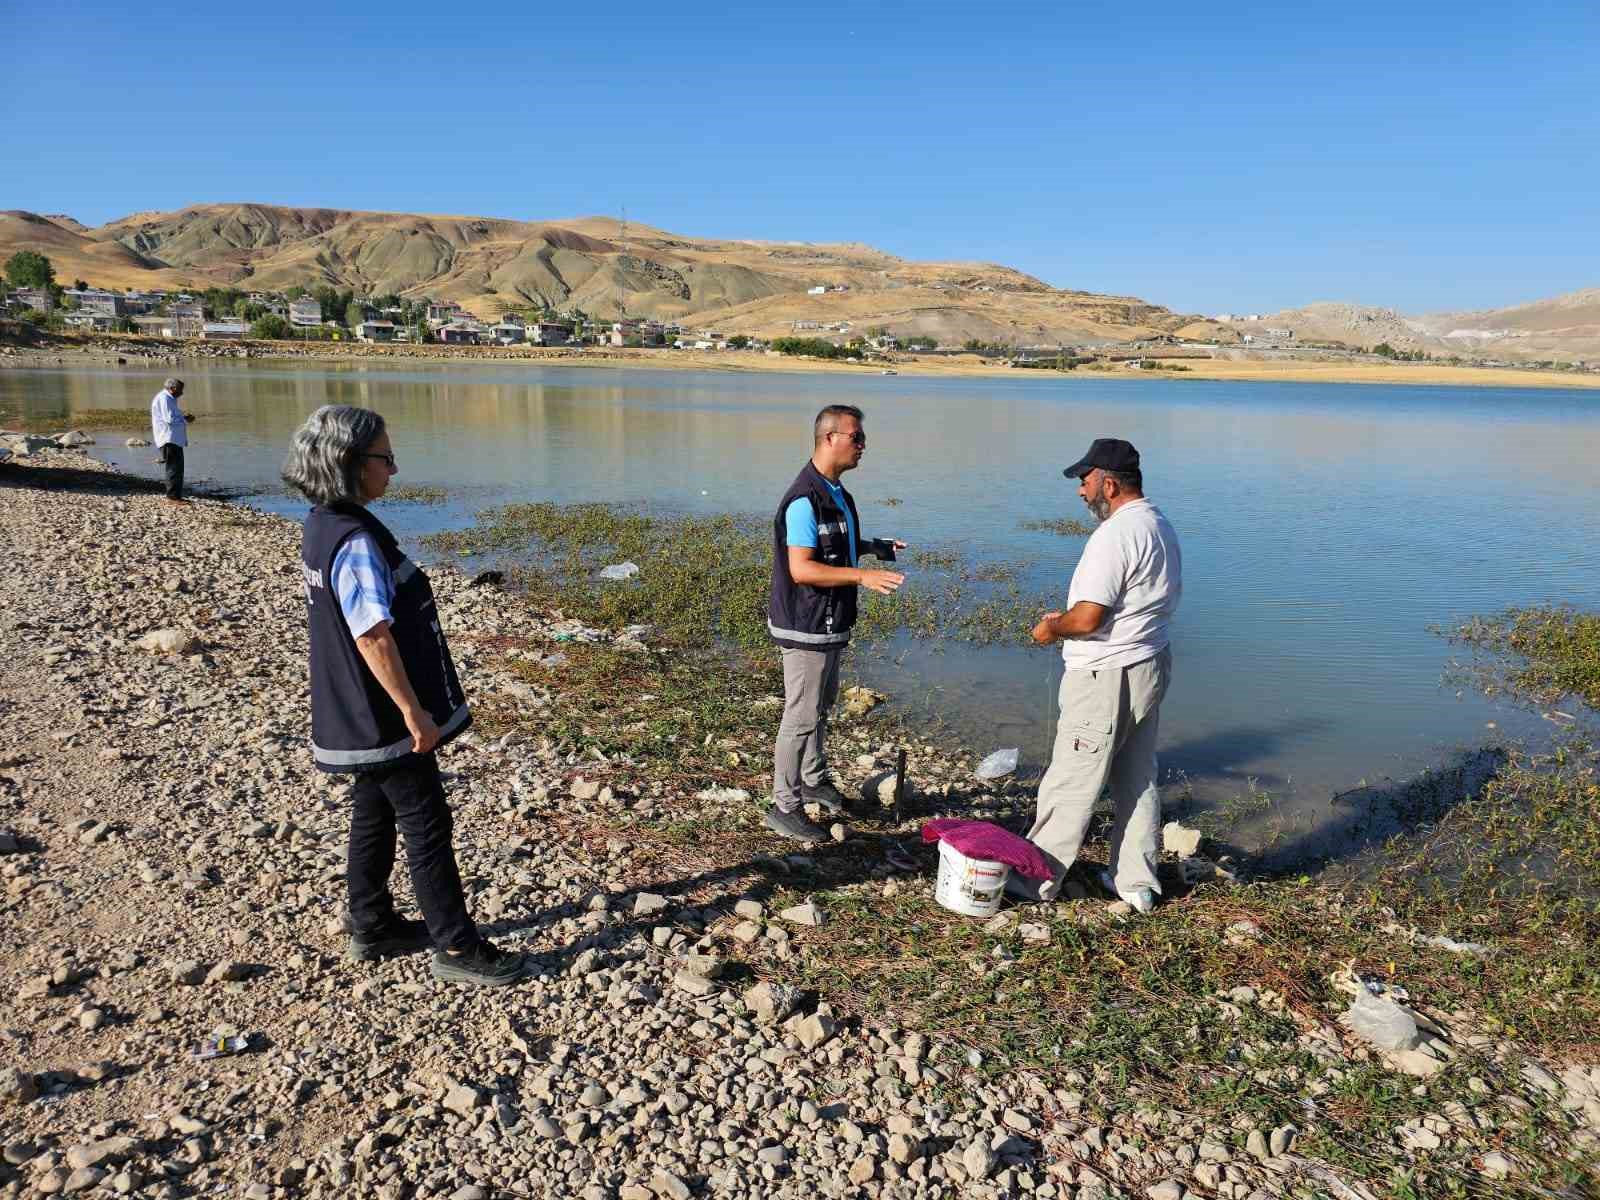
[962,338,1018,358]
[14,408,150,431]
[902,334,938,351]
[4,250,55,289]
[250,314,292,340]
[1372,342,1431,362]
[423,502,1050,652]
[1012,353,1092,370]
[1446,605,1600,710]
[382,484,447,505]
[1139,360,1192,372]
[1021,516,1095,536]
[771,336,851,360]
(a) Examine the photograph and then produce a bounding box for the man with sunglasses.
[765,404,905,840]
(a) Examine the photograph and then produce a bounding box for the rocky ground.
[2,450,1597,1200]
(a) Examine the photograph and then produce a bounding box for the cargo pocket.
[1060,670,1114,754]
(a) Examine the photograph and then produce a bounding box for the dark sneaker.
[764,806,828,842]
[430,939,530,987]
[349,916,431,962]
[801,780,852,816]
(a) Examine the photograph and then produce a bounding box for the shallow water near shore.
[7,359,1599,855]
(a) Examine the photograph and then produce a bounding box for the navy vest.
[300,503,470,772]
[768,461,880,650]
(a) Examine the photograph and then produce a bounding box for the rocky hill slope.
[0,203,1226,347]
[1218,290,1600,363]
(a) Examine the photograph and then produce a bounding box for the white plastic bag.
[597,561,640,581]
[974,748,1019,780]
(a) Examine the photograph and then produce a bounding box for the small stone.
[1479,1151,1514,1179]
[779,900,824,926]
[580,1083,607,1107]
[1162,821,1203,856]
[962,1139,995,1180]
[731,920,763,943]
[680,952,723,979]
[1002,1108,1034,1133]
[1200,1138,1231,1162]
[449,1187,487,1200]
[443,1083,486,1116]
[888,1133,917,1165]
[1146,1183,1184,1200]
[794,1012,838,1050]
[742,980,798,1023]
[673,970,716,997]
[78,1008,105,1031]
[570,778,601,800]
[0,1067,39,1104]
[756,1144,788,1166]
[1106,900,1135,917]
[848,1154,878,1184]
[651,1169,692,1200]
[62,1166,106,1193]
[1245,1129,1269,1160]
[206,962,251,984]
[830,822,846,842]
[135,628,197,655]
[734,898,765,919]
[633,892,669,918]
[169,960,208,985]
[1269,1124,1297,1157]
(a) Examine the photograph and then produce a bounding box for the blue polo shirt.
[783,477,857,566]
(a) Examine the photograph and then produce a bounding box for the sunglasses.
[829,430,867,446]
[360,452,397,469]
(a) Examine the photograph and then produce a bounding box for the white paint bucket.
[934,839,1011,917]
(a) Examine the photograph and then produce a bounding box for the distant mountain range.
[2,203,1593,360]
[1213,293,1600,363]
[0,203,1225,348]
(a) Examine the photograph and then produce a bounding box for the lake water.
[8,360,1598,857]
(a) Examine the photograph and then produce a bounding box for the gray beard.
[1086,496,1111,522]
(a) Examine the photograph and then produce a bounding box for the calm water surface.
[8,360,1598,851]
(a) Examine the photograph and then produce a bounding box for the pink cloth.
[920,819,1054,880]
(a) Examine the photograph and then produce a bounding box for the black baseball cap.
[1063,438,1140,480]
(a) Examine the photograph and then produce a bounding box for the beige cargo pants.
[1026,647,1171,898]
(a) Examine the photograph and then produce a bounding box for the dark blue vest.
[300,503,470,772]
[768,461,873,650]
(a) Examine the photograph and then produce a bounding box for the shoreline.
[5,330,1600,392]
[1,450,1596,1198]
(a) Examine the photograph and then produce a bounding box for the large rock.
[779,900,825,926]
[55,430,94,447]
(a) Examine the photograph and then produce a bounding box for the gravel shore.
[3,450,1597,1200]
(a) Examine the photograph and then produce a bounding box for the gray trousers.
[772,646,843,813]
[1027,647,1171,896]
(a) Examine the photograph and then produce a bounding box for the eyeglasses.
[360,452,396,469]
[828,430,867,446]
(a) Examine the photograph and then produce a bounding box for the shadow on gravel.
[0,461,167,495]
[0,461,248,501]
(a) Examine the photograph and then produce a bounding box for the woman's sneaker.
[430,939,530,987]
[800,780,852,816]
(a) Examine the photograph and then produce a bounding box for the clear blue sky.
[5,1,1596,315]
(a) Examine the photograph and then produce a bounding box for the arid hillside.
[0,202,1228,346]
[1218,290,1600,363]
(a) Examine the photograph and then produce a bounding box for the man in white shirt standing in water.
[150,377,192,505]
[1013,438,1182,913]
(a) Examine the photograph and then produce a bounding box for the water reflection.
[5,360,1598,847]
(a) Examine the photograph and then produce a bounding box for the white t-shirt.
[1062,498,1182,671]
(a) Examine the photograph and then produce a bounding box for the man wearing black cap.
[1013,438,1182,913]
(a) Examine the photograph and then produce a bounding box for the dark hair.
[1104,468,1142,493]
[813,404,864,444]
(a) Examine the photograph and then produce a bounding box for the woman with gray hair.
[283,404,527,987]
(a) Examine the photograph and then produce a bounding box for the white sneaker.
[1097,868,1157,914]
